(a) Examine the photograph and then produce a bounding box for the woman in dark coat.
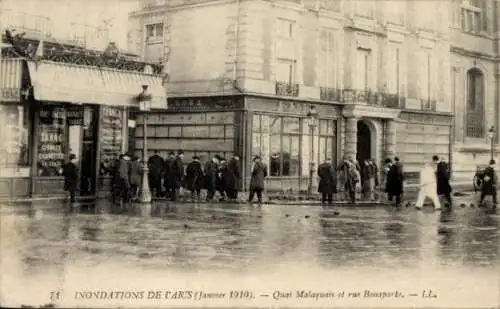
[63,154,79,204]
[249,156,267,203]
[129,156,142,201]
[317,158,337,205]
[185,156,204,201]
[224,155,241,201]
[385,158,404,206]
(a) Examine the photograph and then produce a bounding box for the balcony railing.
[276,81,299,97]
[324,88,406,109]
[420,99,437,112]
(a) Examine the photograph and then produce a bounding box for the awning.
[0,58,23,102]
[27,60,167,109]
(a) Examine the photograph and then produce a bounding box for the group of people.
[147,151,243,202]
[61,149,497,209]
[316,156,402,205]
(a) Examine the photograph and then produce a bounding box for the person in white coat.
[415,162,441,210]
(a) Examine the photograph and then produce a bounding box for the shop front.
[0,58,32,200]
[0,59,166,200]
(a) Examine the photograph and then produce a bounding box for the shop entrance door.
[80,107,98,196]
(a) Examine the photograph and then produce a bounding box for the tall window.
[356,49,370,90]
[276,18,294,38]
[0,104,30,170]
[145,23,164,42]
[318,28,336,88]
[276,59,296,83]
[466,68,485,138]
[460,0,487,33]
[318,120,336,164]
[252,115,300,177]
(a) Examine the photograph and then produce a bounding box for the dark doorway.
[357,120,372,164]
[80,106,98,196]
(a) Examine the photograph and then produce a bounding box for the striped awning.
[27,60,167,109]
[0,58,23,102]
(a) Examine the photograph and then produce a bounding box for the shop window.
[465,68,485,138]
[0,104,30,169]
[99,106,124,176]
[252,114,300,177]
[318,119,336,164]
[37,106,66,177]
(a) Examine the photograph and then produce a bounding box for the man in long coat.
[317,158,337,205]
[385,157,404,206]
[479,159,497,208]
[216,158,228,201]
[249,155,267,203]
[164,152,177,201]
[224,155,241,201]
[204,155,219,201]
[185,156,204,201]
[433,155,452,207]
[148,150,164,197]
[62,154,79,204]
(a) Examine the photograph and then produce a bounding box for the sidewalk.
[0,189,477,207]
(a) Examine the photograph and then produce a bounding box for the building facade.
[0,22,167,200]
[449,0,500,183]
[128,0,496,192]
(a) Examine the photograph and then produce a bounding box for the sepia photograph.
[0,0,499,308]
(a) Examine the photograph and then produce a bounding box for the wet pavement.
[0,200,499,308]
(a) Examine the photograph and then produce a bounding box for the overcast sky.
[3,0,139,49]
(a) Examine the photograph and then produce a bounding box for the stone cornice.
[342,104,400,119]
[450,46,498,61]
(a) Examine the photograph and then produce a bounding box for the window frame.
[145,22,164,44]
[460,0,487,33]
[465,68,486,139]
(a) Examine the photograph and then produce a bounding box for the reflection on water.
[1,201,499,308]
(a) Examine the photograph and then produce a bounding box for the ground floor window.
[0,104,30,169]
[37,105,66,176]
[252,114,336,177]
[99,106,124,176]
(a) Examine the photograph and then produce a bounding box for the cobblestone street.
[0,200,498,308]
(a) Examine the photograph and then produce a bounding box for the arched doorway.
[357,120,372,164]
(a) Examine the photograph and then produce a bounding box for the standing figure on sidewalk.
[415,161,441,210]
[129,155,142,201]
[433,155,453,207]
[216,158,228,201]
[118,154,131,208]
[479,159,497,208]
[361,159,374,201]
[174,151,185,199]
[369,158,380,200]
[225,155,241,201]
[249,155,268,203]
[164,152,176,200]
[185,156,204,202]
[63,154,79,205]
[386,158,404,206]
[317,158,337,205]
[204,155,219,201]
[148,150,164,198]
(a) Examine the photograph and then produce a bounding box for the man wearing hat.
[185,155,204,201]
[249,155,267,203]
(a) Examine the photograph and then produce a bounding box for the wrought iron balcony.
[340,89,405,109]
[2,10,53,37]
[320,87,342,102]
[420,99,437,112]
[276,81,299,97]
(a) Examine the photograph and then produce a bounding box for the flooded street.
[1,201,499,308]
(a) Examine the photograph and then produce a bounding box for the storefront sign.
[67,107,84,126]
[1,88,20,101]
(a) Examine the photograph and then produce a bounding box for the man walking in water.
[479,159,497,209]
[415,159,441,210]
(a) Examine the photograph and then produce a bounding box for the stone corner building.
[128,0,500,192]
